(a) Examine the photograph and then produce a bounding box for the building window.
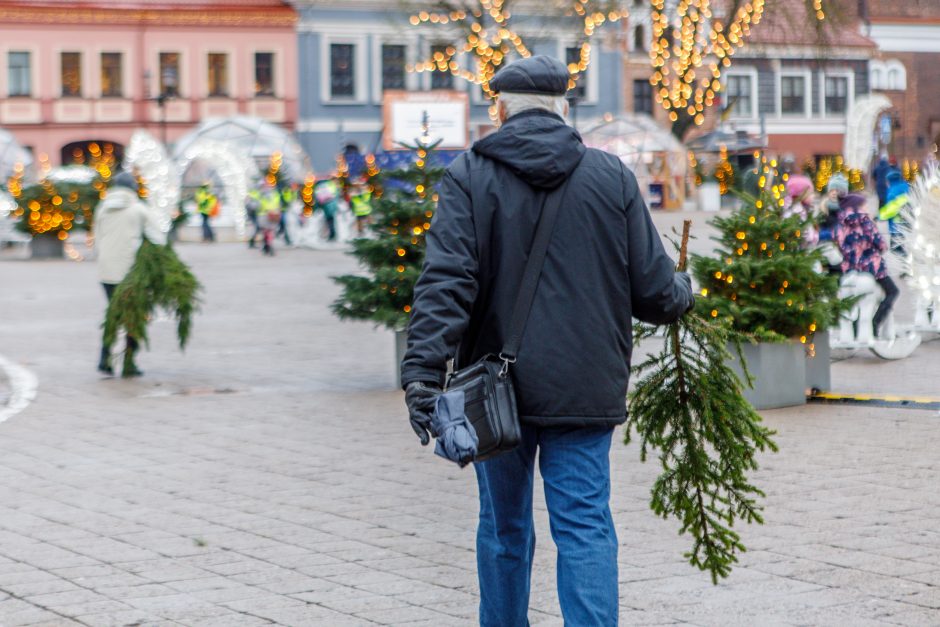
[61,52,81,97]
[100,52,123,97]
[726,75,752,117]
[566,47,586,101]
[8,51,30,97]
[633,79,653,114]
[780,75,806,115]
[255,52,275,96]
[329,44,355,98]
[430,44,454,90]
[208,53,229,97]
[634,25,646,52]
[159,52,180,97]
[381,44,407,91]
[824,76,848,115]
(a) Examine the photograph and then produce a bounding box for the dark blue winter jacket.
[400,109,692,427]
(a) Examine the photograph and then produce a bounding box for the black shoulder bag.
[445,165,580,462]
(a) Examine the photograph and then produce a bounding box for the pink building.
[0,0,297,166]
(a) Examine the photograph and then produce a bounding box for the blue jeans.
[475,424,618,626]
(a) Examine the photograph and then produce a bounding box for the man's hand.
[405,381,442,446]
[676,271,695,313]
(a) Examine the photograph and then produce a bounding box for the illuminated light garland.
[176,139,251,240]
[408,1,627,120]
[650,0,827,127]
[126,130,179,234]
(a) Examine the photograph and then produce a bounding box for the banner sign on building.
[383,91,469,151]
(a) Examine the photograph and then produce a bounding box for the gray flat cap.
[490,55,570,96]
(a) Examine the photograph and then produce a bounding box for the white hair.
[498,92,569,120]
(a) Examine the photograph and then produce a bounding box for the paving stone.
[2,237,940,624]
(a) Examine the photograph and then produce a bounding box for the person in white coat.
[95,171,166,376]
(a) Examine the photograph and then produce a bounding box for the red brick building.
[861,0,940,160]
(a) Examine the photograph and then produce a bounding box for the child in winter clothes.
[783,174,819,246]
[834,192,899,338]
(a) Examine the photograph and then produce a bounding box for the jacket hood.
[99,187,140,212]
[472,109,586,190]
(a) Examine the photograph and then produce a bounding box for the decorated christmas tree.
[691,173,844,344]
[332,131,445,331]
[628,222,778,583]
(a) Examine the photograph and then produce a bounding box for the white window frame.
[98,50,128,99]
[869,60,885,91]
[252,49,280,98]
[820,70,854,118]
[320,34,368,104]
[205,49,235,99]
[6,49,34,98]
[57,49,85,98]
[776,69,812,118]
[722,67,758,120]
[557,41,599,105]
[885,59,907,91]
[153,49,186,98]
[371,36,418,103]
[420,41,462,92]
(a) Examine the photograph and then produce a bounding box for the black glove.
[405,381,441,446]
[676,271,695,313]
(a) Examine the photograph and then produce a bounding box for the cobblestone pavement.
[1,222,939,626]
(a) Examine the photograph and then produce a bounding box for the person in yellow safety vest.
[277,184,296,245]
[194,182,217,242]
[257,183,282,256]
[349,181,373,234]
[246,187,262,248]
[314,179,340,241]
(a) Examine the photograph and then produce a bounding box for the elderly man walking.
[401,56,693,625]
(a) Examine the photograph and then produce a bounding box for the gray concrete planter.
[728,340,807,410]
[805,330,831,394]
[30,234,64,259]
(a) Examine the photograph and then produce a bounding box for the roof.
[745,0,875,49]
[0,0,289,6]
[0,0,295,25]
[864,0,940,21]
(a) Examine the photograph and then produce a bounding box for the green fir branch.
[103,239,202,351]
[627,314,778,583]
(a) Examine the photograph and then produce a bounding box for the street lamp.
[156,67,178,146]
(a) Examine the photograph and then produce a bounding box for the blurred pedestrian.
[835,191,899,338]
[195,181,217,242]
[879,168,910,255]
[873,156,891,208]
[783,174,818,246]
[314,179,340,242]
[349,180,373,234]
[257,181,282,256]
[277,183,296,246]
[95,171,166,376]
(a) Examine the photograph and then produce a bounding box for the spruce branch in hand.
[626,220,778,583]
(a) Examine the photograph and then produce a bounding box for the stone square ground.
[0,216,939,626]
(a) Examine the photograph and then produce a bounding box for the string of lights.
[408,1,627,118]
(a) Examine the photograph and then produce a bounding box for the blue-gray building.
[294,0,625,172]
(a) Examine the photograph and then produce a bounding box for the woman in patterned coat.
[834,192,899,338]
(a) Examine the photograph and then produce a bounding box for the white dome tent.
[172,115,311,184]
[581,114,688,210]
[0,127,33,183]
[175,139,255,239]
[126,130,178,233]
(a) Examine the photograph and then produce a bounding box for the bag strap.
[499,153,584,371]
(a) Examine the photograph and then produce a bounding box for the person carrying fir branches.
[95,171,166,376]
[401,56,693,625]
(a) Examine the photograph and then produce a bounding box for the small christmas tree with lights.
[691,164,844,343]
[331,119,445,331]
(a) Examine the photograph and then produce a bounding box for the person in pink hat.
[783,173,819,246]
